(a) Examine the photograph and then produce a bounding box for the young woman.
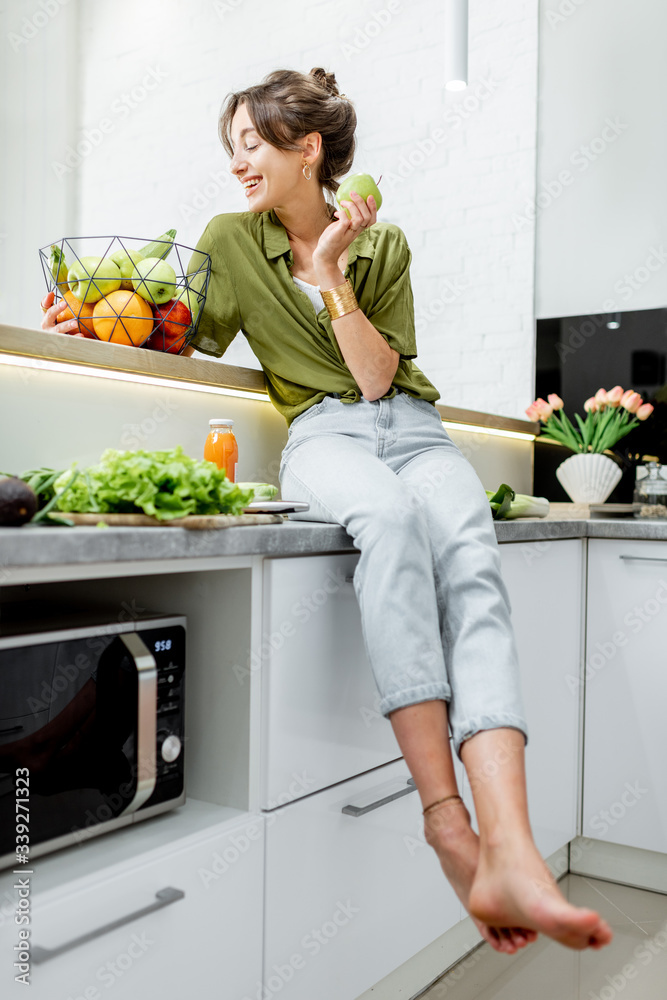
[41,67,612,955]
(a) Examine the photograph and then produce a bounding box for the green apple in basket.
[131,257,177,305]
[175,269,207,322]
[67,256,122,303]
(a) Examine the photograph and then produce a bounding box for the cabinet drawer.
[497,541,581,856]
[261,554,400,807]
[459,541,581,857]
[583,539,667,853]
[263,758,461,1000]
[0,815,264,999]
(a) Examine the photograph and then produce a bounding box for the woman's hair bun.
[309,67,340,97]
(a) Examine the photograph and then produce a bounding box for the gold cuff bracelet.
[320,279,359,321]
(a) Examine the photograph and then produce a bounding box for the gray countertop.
[0,517,666,570]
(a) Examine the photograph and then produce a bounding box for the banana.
[49,244,69,294]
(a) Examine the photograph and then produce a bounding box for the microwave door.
[0,632,157,858]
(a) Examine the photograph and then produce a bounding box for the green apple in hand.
[110,248,146,290]
[336,173,383,218]
[67,256,122,303]
[131,257,177,305]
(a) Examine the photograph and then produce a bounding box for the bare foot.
[469,836,613,951]
[424,801,538,955]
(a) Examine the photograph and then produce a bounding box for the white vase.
[556,453,623,504]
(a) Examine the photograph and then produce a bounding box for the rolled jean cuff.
[379,681,452,718]
[452,714,529,760]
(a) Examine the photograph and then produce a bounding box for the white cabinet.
[583,539,667,853]
[260,554,401,808]
[460,540,582,858]
[263,758,461,1000]
[0,811,264,1000]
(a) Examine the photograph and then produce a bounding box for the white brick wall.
[22,0,540,420]
[0,0,80,332]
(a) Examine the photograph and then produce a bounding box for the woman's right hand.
[40,290,85,337]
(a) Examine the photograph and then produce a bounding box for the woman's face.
[228,103,313,213]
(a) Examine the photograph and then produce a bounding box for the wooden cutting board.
[59,512,284,529]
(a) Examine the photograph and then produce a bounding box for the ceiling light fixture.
[606,312,621,330]
[445,0,469,91]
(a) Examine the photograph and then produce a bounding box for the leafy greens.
[53,446,255,521]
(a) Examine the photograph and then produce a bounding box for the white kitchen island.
[0,517,665,1000]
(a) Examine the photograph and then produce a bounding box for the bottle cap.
[209,418,234,427]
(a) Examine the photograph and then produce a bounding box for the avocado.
[0,477,38,526]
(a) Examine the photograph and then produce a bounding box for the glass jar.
[633,457,667,519]
[204,419,238,482]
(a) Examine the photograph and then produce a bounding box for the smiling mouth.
[243,177,262,196]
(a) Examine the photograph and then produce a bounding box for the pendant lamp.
[445,0,469,91]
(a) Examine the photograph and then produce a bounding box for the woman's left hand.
[313,191,377,271]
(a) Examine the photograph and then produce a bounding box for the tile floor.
[419,875,667,999]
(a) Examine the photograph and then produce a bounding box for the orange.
[59,290,97,338]
[92,291,154,347]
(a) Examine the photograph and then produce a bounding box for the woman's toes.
[499,928,520,953]
[588,918,613,948]
[481,925,503,951]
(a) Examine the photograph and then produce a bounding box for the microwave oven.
[0,602,186,869]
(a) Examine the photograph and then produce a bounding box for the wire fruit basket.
[38,231,211,354]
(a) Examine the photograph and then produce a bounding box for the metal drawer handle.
[619,555,667,563]
[342,777,417,817]
[32,887,184,964]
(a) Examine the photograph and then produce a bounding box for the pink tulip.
[594,388,608,410]
[547,393,564,410]
[621,391,642,414]
[637,403,654,421]
[525,403,540,421]
[534,397,554,421]
[620,389,635,407]
[605,385,624,407]
[584,397,598,413]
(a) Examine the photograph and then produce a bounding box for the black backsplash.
[534,309,667,499]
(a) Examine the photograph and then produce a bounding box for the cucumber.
[138,229,177,260]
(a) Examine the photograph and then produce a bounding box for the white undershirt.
[292,274,326,315]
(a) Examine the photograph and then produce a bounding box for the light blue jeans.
[279,390,528,758]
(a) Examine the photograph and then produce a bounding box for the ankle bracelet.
[422,793,464,816]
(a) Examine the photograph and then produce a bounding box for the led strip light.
[0,354,536,439]
[0,353,272,403]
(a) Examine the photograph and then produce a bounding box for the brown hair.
[218,68,356,197]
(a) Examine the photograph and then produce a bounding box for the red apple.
[147,299,192,354]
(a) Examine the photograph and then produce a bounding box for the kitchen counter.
[0,517,666,570]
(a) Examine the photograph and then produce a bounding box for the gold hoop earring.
[302,161,312,180]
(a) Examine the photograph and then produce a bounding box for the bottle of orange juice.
[204,419,238,482]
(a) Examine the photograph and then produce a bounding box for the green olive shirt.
[187,209,440,427]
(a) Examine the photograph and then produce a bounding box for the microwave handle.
[32,887,184,964]
[118,632,157,816]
